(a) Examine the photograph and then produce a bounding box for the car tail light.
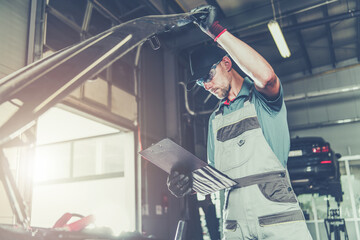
[312,147,321,153]
[312,143,330,153]
[320,160,332,164]
[322,145,329,152]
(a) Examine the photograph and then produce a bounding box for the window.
[31,107,136,234]
[298,157,360,239]
[34,143,71,182]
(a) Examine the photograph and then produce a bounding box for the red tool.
[53,213,95,232]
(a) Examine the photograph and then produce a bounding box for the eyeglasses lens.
[195,60,220,87]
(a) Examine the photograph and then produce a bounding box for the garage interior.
[0,0,360,239]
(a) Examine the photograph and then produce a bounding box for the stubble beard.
[215,85,230,99]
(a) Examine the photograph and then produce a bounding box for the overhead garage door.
[0,0,30,78]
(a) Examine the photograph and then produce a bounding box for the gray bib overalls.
[212,93,313,240]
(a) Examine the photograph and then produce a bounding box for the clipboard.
[139,138,237,195]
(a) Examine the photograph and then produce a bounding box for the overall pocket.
[215,116,260,173]
[258,209,305,227]
[224,220,238,231]
[216,130,256,174]
[257,177,297,203]
[216,116,260,142]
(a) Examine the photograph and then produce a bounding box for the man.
[168,5,313,240]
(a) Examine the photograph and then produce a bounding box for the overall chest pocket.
[216,130,255,173]
[216,116,259,142]
[215,116,261,173]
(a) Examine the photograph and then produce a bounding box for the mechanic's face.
[203,61,231,99]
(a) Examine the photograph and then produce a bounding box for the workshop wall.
[284,63,360,156]
[0,0,31,224]
[139,46,167,144]
[0,0,29,78]
[139,45,182,239]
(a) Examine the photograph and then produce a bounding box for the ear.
[222,56,232,72]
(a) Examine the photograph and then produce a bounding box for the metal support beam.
[249,9,360,41]
[283,9,360,32]
[162,0,170,14]
[333,38,358,48]
[272,29,327,67]
[357,0,360,61]
[47,3,95,44]
[48,0,124,43]
[289,117,360,131]
[0,151,30,228]
[285,84,360,102]
[91,0,122,24]
[322,5,336,68]
[272,49,303,71]
[272,36,357,68]
[46,5,82,33]
[81,0,93,40]
[62,97,137,131]
[139,0,163,15]
[134,43,143,233]
[174,4,360,51]
[43,0,49,47]
[172,0,339,49]
[27,0,38,65]
[227,0,339,33]
[118,5,145,21]
[291,15,312,74]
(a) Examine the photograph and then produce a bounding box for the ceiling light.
[267,20,291,58]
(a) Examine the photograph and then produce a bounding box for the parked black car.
[287,136,343,202]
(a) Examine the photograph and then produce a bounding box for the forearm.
[217,31,279,95]
[190,5,280,97]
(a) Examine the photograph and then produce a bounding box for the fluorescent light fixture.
[267,20,291,58]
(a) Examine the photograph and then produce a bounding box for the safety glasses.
[195,58,223,88]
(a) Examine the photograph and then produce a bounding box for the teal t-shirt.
[207,77,290,168]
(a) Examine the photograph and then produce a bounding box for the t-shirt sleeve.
[207,113,215,167]
[253,79,284,114]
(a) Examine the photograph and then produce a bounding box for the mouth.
[211,88,218,94]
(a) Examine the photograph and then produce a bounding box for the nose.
[203,81,212,91]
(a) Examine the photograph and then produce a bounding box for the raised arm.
[217,32,280,98]
[192,5,280,99]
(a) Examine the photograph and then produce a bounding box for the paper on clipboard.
[139,138,237,195]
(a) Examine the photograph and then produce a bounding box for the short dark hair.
[189,45,227,81]
[187,45,244,90]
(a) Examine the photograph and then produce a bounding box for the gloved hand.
[167,170,192,198]
[190,5,227,41]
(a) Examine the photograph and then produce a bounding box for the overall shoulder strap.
[215,104,224,116]
[244,86,254,106]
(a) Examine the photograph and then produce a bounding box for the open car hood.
[0,12,196,147]
[0,12,196,238]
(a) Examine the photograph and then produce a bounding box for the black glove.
[190,5,226,41]
[167,170,192,198]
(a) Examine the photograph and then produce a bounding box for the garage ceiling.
[45,0,360,80]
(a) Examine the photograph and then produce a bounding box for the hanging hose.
[178,82,219,116]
